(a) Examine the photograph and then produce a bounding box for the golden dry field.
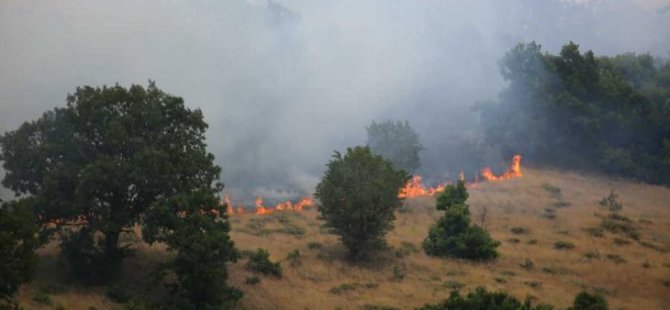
[16,168,670,309]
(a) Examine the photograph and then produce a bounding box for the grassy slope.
[17,168,670,309]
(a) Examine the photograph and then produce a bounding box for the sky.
[1,0,669,202]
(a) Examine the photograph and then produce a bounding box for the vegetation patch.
[329,282,378,294]
[442,280,465,290]
[246,249,282,277]
[423,180,499,260]
[605,254,626,264]
[554,241,575,250]
[510,226,529,235]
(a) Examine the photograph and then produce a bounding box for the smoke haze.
[1,0,669,202]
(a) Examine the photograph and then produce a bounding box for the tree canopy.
[0,82,223,283]
[479,42,670,184]
[315,146,409,260]
[366,120,423,173]
[0,199,39,308]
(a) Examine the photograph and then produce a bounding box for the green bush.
[315,146,408,260]
[419,288,609,310]
[423,181,499,260]
[554,241,575,250]
[568,292,608,310]
[246,249,282,277]
[599,191,622,212]
[418,287,550,310]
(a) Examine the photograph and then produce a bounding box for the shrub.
[423,181,499,260]
[245,276,261,285]
[554,241,575,250]
[568,291,608,310]
[599,191,622,212]
[510,227,528,235]
[315,146,408,260]
[418,287,550,310]
[286,249,301,267]
[246,249,282,277]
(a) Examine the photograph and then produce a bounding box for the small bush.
[584,227,604,237]
[442,280,464,290]
[519,258,534,270]
[363,304,399,310]
[600,217,639,240]
[306,242,322,249]
[286,249,301,266]
[542,183,562,199]
[329,282,378,294]
[245,276,261,285]
[524,281,542,289]
[554,241,575,250]
[107,284,131,303]
[510,227,528,235]
[527,239,538,245]
[599,191,622,212]
[246,249,282,277]
[392,266,405,281]
[568,291,609,310]
[423,181,499,260]
[613,238,631,246]
[418,287,550,310]
[605,254,626,264]
[584,251,602,260]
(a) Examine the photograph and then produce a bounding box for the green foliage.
[245,249,282,277]
[418,287,551,310]
[553,241,575,250]
[329,282,378,294]
[480,41,670,185]
[143,189,242,310]
[245,276,261,285]
[315,146,409,260]
[510,227,529,235]
[598,191,622,212]
[0,82,221,283]
[568,292,608,310]
[366,120,423,172]
[0,200,39,307]
[423,181,499,260]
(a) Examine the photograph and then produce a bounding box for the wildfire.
[397,154,523,199]
[480,154,522,182]
[224,154,522,215]
[223,194,315,216]
[398,176,445,198]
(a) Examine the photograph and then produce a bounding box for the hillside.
[17,168,670,309]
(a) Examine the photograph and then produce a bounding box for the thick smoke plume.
[1,0,668,202]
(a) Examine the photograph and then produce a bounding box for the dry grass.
[16,168,670,309]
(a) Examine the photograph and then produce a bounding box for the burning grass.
[15,167,670,310]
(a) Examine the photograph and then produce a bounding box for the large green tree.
[0,199,39,309]
[0,82,222,283]
[315,146,409,260]
[366,120,423,173]
[143,189,242,310]
[480,42,670,184]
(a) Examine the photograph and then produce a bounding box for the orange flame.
[397,154,523,199]
[481,154,522,182]
[398,175,446,199]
